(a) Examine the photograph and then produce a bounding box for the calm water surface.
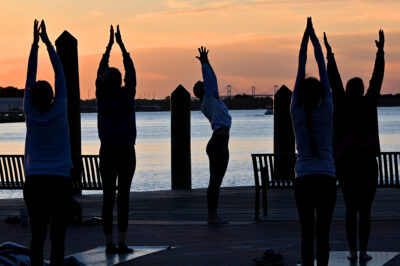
[1,107,400,199]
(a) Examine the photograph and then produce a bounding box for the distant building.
[0,98,23,113]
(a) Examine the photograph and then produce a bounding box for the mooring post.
[171,84,191,190]
[55,31,82,196]
[273,85,295,181]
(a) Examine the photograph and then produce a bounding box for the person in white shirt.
[23,20,72,266]
[193,46,232,224]
[290,18,336,266]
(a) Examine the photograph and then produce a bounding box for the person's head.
[346,77,364,98]
[30,80,54,112]
[298,76,325,109]
[193,80,204,100]
[101,67,122,88]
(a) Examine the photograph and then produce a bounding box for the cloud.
[205,1,234,8]
[388,13,400,21]
[141,72,169,80]
[164,0,194,9]
[88,10,104,17]
[134,1,257,21]
[352,14,369,21]
[135,6,226,20]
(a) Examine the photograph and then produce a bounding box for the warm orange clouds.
[0,0,399,98]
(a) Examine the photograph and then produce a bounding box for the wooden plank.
[378,154,384,186]
[16,156,24,186]
[94,156,102,190]
[396,154,400,187]
[0,157,5,189]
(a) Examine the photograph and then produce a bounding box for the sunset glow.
[0,0,399,98]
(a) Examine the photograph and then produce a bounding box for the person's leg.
[206,134,229,223]
[23,175,49,266]
[359,156,377,261]
[316,176,337,266]
[340,158,358,260]
[100,146,118,249]
[116,145,136,251]
[49,176,72,266]
[295,176,315,266]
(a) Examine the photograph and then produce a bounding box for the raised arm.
[97,26,114,79]
[39,20,67,102]
[196,46,219,97]
[366,30,385,98]
[116,25,136,97]
[308,19,331,102]
[324,33,345,101]
[24,20,40,111]
[292,18,310,106]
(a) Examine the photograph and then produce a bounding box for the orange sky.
[0,0,399,99]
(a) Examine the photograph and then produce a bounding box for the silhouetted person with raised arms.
[96,25,136,254]
[193,46,232,225]
[23,19,72,266]
[324,30,385,262]
[291,18,336,266]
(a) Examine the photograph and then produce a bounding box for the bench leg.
[255,186,260,220]
[262,186,268,216]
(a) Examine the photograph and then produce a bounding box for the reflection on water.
[0,107,400,198]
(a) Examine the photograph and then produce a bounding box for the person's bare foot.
[347,251,358,261]
[360,251,372,262]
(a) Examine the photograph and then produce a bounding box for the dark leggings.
[100,145,136,235]
[339,155,377,252]
[23,175,71,266]
[206,132,229,212]
[295,175,337,266]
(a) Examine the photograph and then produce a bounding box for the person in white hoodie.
[290,18,336,266]
[23,20,72,266]
[193,47,232,224]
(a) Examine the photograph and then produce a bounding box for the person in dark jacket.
[96,25,137,254]
[324,30,385,262]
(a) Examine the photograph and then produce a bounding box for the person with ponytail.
[290,17,336,266]
[193,46,231,225]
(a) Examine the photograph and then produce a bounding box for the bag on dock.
[253,248,284,266]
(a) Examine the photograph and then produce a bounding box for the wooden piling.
[55,31,82,195]
[171,85,191,190]
[273,85,295,181]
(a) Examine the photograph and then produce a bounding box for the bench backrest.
[0,155,24,189]
[0,155,103,190]
[252,153,400,189]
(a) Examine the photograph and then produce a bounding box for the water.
[1,107,400,199]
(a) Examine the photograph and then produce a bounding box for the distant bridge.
[220,94,274,100]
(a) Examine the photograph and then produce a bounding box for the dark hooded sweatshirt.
[326,46,384,158]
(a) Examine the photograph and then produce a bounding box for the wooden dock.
[0,186,399,265]
[0,186,399,223]
[4,186,400,223]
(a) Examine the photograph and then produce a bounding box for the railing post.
[273,85,295,181]
[170,84,191,190]
[55,31,82,195]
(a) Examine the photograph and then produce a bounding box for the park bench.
[0,155,103,190]
[251,152,400,220]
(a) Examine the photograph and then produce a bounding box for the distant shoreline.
[81,95,274,113]
[81,94,400,113]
